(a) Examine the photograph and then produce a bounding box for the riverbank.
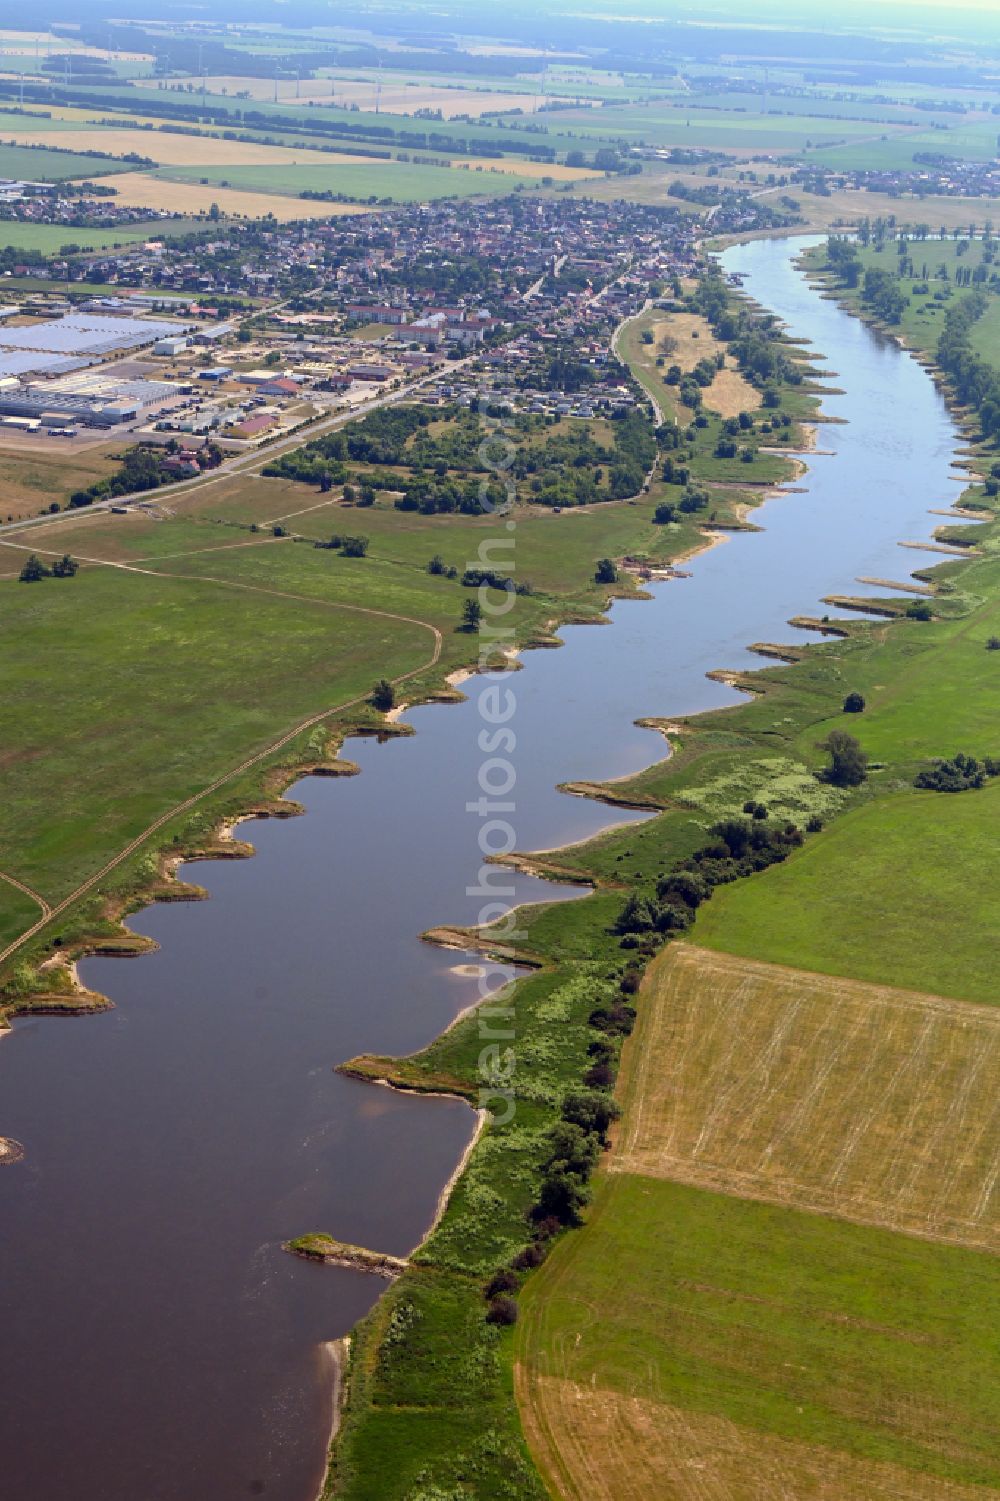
[0,254,832,1501]
[0,268,819,1028]
[308,241,1000,1498]
[511,245,1000,1500]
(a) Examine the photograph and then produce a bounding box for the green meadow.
[518,1175,1000,1489]
[0,563,437,905]
[693,782,1000,1005]
[154,160,536,200]
[0,220,189,254]
[0,142,140,180]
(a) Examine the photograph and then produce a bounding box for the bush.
[843,691,866,713]
[485,1295,518,1326]
[906,599,933,621]
[987,636,1000,651]
[914,752,998,793]
[484,1269,518,1300]
[595,557,617,584]
[511,1241,547,1272]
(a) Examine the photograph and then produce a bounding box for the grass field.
[518,1177,1000,1497]
[0,561,439,906]
[0,442,129,522]
[0,219,200,254]
[613,944,1000,1250]
[154,160,536,201]
[0,141,139,179]
[692,781,1000,1006]
[623,309,761,420]
[797,570,1000,768]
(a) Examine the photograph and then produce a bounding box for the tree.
[534,1168,589,1225]
[462,597,482,632]
[51,554,78,578]
[843,691,866,713]
[18,554,48,582]
[371,679,394,713]
[653,501,677,524]
[595,557,617,584]
[561,1089,620,1144]
[822,729,868,787]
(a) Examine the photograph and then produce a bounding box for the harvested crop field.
[3,127,381,168]
[451,157,600,179]
[79,174,371,220]
[614,944,1000,1251]
[141,73,541,118]
[518,1378,1000,1501]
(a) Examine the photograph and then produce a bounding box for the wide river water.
[0,237,963,1499]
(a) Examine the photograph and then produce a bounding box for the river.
[0,236,962,1499]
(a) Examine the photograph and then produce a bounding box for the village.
[0,194,698,492]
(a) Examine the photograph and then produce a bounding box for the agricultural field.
[0,554,444,907]
[518,1381,999,1501]
[0,124,384,167]
[613,944,1000,1250]
[153,160,538,200]
[808,119,1000,173]
[0,140,139,179]
[0,218,199,254]
[519,101,917,154]
[142,72,544,119]
[693,782,1000,1007]
[81,171,372,219]
[518,1176,1000,1499]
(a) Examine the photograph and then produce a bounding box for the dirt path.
[0,872,51,919]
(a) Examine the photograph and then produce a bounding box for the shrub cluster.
[18,553,78,583]
[914,752,1000,792]
[480,966,640,1326]
[314,533,369,557]
[614,815,805,941]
